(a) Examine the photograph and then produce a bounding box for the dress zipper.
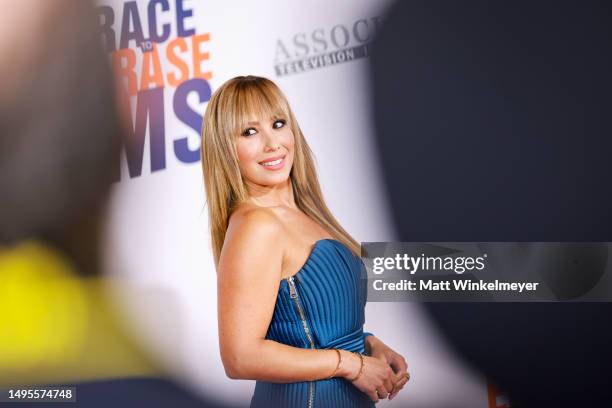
[287,275,315,408]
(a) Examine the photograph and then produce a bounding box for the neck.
[245,178,297,208]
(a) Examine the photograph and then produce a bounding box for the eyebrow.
[245,116,284,126]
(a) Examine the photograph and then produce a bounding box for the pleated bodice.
[250,239,374,408]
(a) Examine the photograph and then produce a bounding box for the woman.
[201,76,409,407]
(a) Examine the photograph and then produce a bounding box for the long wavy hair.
[201,76,359,268]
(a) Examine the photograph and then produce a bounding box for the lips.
[259,155,286,170]
[259,155,285,165]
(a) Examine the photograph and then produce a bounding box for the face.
[235,115,295,189]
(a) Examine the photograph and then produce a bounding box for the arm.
[217,208,397,402]
[218,208,356,382]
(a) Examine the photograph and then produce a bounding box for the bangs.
[229,79,291,135]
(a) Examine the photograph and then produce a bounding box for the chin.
[249,168,289,185]
[260,174,291,186]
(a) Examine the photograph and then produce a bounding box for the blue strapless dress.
[250,239,375,408]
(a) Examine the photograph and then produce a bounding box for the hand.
[366,336,409,400]
[339,351,397,403]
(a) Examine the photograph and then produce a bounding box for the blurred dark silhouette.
[0,0,119,276]
[0,1,238,406]
[371,1,612,407]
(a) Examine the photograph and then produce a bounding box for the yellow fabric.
[0,241,158,386]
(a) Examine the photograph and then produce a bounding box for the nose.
[264,144,281,152]
[262,128,281,152]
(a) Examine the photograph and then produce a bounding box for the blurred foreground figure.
[0,1,235,406]
[371,1,612,407]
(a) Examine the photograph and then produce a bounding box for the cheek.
[236,139,260,167]
[282,130,296,150]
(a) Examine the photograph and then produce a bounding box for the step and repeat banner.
[97,1,488,406]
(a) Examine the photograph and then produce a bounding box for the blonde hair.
[201,76,359,267]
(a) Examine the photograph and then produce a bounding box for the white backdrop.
[97,1,488,406]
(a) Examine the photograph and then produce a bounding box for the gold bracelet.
[349,352,365,381]
[327,349,342,379]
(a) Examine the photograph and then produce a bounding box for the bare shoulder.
[219,204,286,279]
[227,204,285,240]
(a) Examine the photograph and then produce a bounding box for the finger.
[382,363,397,383]
[391,367,408,390]
[389,380,402,398]
[377,386,390,400]
[390,380,401,395]
[389,367,400,387]
[387,370,400,395]
[390,389,400,401]
[389,376,408,400]
[367,390,379,403]
[390,355,408,376]
[398,375,410,391]
[389,384,403,400]
[389,387,399,401]
[383,378,395,395]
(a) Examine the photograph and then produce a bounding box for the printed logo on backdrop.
[97,0,212,180]
[274,17,381,77]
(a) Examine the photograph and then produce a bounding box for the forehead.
[245,116,281,125]
[234,87,288,123]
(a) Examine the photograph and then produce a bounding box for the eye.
[241,127,257,137]
[272,119,286,129]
